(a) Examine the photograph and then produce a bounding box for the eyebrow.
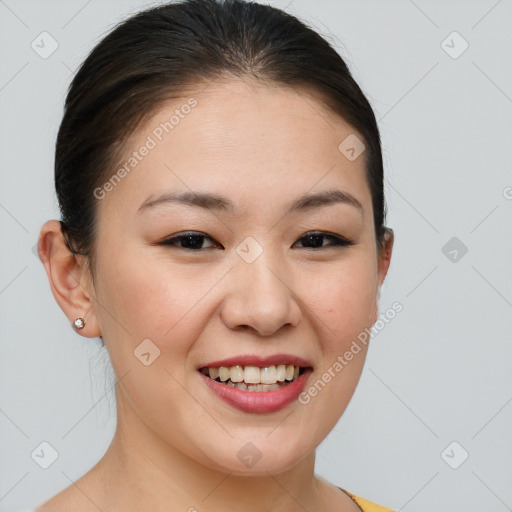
[138,188,363,215]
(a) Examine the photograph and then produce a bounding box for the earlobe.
[37,220,102,338]
[369,287,380,325]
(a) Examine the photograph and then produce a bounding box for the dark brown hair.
[56,0,388,277]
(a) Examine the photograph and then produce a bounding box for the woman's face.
[89,79,392,475]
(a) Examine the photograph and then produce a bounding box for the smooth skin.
[38,78,393,512]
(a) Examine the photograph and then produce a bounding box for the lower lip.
[199,369,312,414]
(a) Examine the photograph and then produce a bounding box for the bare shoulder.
[35,472,107,512]
[35,487,94,512]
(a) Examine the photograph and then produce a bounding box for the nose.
[219,252,302,337]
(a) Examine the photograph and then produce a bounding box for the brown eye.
[160,232,222,251]
[294,232,354,249]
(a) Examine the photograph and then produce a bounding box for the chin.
[193,434,313,477]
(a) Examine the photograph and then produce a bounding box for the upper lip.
[198,353,313,369]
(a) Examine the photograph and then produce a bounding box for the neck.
[90,393,325,512]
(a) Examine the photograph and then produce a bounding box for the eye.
[159,232,222,251]
[293,231,354,249]
[158,230,353,251]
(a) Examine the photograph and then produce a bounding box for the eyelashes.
[294,232,354,249]
[158,231,355,251]
[160,232,218,250]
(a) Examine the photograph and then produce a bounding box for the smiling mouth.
[199,364,308,392]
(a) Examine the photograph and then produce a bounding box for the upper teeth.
[202,364,300,385]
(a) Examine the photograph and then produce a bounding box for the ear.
[37,220,102,338]
[370,227,394,324]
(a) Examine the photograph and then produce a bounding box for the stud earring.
[73,317,86,330]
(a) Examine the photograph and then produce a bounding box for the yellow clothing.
[340,488,395,512]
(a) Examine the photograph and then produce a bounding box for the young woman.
[36,0,395,510]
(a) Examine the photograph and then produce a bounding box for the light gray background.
[1,0,511,511]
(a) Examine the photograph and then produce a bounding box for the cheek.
[94,254,212,418]
[95,252,227,355]
[298,256,378,348]
[296,263,375,442]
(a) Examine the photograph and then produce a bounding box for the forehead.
[98,78,371,219]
